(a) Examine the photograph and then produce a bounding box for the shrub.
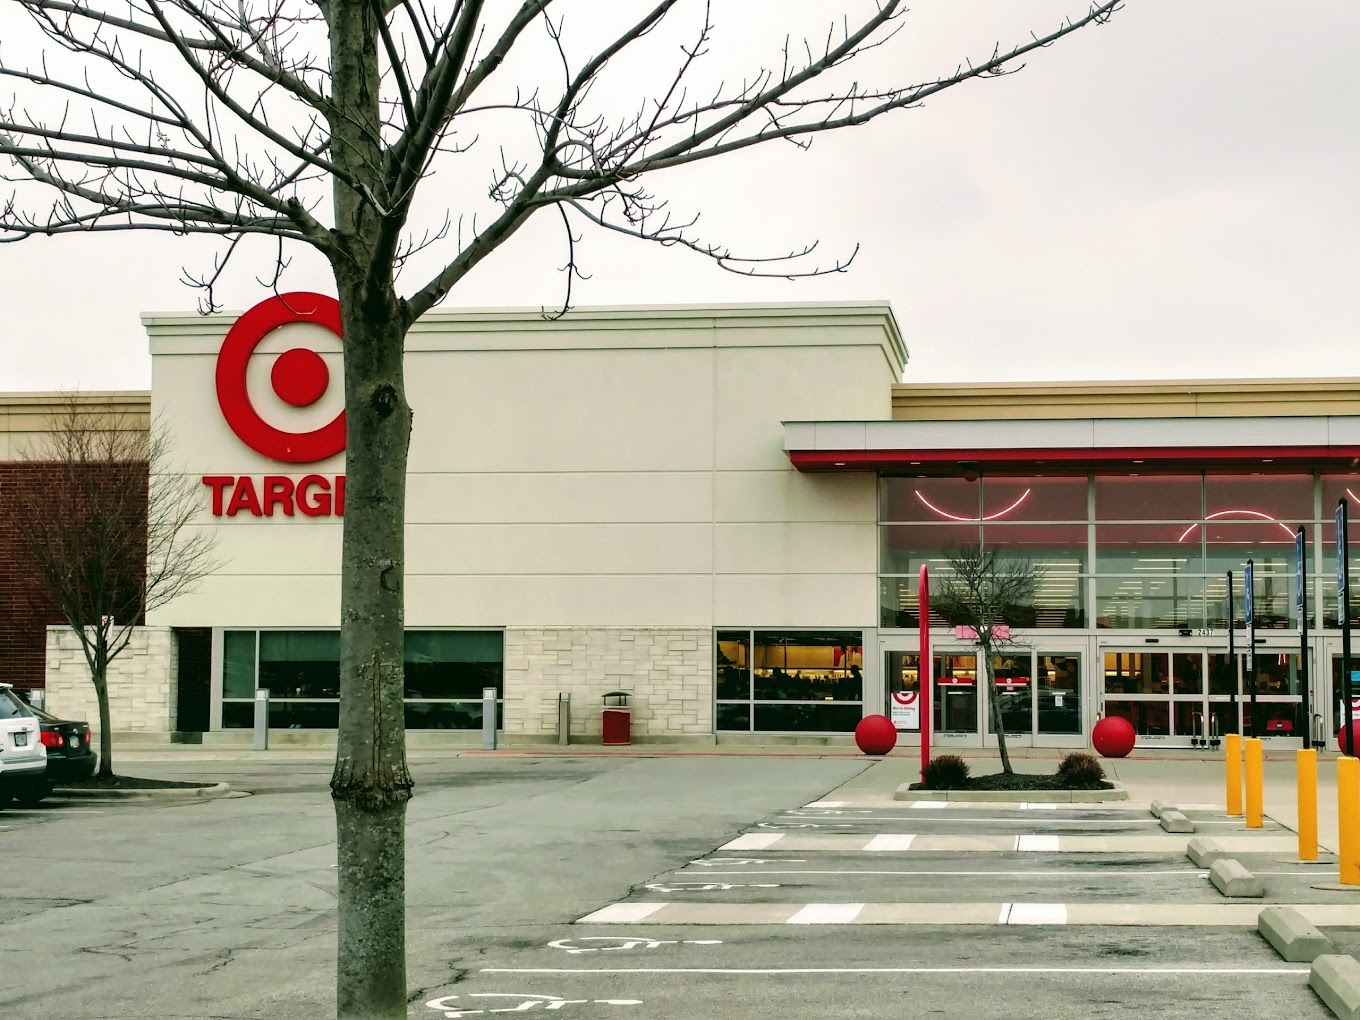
[1057,752,1106,787]
[921,753,971,790]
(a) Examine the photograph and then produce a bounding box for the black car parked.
[20,707,96,805]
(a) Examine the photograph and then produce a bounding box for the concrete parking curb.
[1209,859,1265,898]
[1150,799,1174,818]
[1158,810,1195,833]
[56,782,231,802]
[1311,955,1360,1020]
[1259,906,1334,962]
[1187,837,1227,868]
[893,783,1129,803]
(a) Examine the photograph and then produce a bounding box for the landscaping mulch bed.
[908,772,1114,792]
[64,775,215,791]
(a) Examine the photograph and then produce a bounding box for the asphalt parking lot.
[0,755,1353,1019]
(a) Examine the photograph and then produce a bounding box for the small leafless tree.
[932,544,1045,775]
[9,395,219,779]
[0,3,1122,1015]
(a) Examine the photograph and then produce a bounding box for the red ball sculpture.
[1092,715,1136,758]
[1338,721,1360,757]
[855,714,898,756]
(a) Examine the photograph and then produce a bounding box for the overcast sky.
[3,0,1358,392]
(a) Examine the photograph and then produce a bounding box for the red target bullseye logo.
[215,292,345,463]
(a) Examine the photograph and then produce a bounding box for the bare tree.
[0,3,1122,1015]
[8,394,219,780]
[931,544,1045,776]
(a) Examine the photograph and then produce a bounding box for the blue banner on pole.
[1338,501,1349,598]
[1297,528,1306,635]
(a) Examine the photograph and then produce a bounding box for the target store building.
[18,297,1360,749]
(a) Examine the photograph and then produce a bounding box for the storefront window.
[1095,575,1205,629]
[1095,523,1203,574]
[259,630,340,698]
[222,630,256,699]
[879,523,981,574]
[717,630,864,732]
[1205,474,1314,522]
[880,477,980,524]
[221,629,504,729]
[982,477,1087,521]
[1095,475,1201,521]
[403,630,503,699]
[1202,521,1301,579]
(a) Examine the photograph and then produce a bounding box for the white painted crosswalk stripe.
[576,901,1360,926]
[786,903,865,924]
[1007,903,1068,925]
[805,800,847,808]
[908,802,949,810]
[1015,835,1061,851]
[863,834,916,852]
[720,833,784,851]
[576,902,666,924]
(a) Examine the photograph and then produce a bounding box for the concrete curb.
[1209,859,1265,898]
[1159,810,1195,833]
[56,782,231,802]
[1311,955,1360,1020]
[1259,906,1334,962]
[894,783,1129,803]
[1187,837,1228,868]
[1150,799,1174,818]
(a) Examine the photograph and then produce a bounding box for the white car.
[0,684,46,807]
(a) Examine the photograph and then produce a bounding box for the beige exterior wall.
[0,391,149,459]
[45,626,177,735]
[144,303,903,636]
[892,378,1360,421]
[503,627,712,742]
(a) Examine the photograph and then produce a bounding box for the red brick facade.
[0,462,149,693]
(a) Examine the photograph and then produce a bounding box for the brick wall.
[0,464,69,692]
[503,628,713,742]
[45,626,178,733]
[0,461,149,694]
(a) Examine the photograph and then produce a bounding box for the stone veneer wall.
[503,628,713,742]
[45,626,178,733]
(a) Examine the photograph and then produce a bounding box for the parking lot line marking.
[805,801,847,808]
[863,834,916,852]
[720,833,784,851]
[1022,803,1059,810]
[677,869,1206,878]
[576,903,666,924]
[786,903,865,924]
[1007,903,1068,925]
[777,816,1157,827]
[482,967,1312,976]
[908,802,949,810]
[997,903,1013,923]
[1016,835,1061,851]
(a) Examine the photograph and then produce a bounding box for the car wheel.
[15,783,52,808]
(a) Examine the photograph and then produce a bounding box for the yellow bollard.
[1225,733,1243,817]
[1297,748,1318,862]
[1340,757,1360,887]
[1245,737,1264,829]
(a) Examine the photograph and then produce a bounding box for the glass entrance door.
[883,642,1086,748]
[1104,648,1307,746]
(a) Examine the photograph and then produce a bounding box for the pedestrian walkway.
[574,773,1359,952]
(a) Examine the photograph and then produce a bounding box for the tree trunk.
[326,4,414,1018]
[981,647,1014,775]
[93,655,113,779]
[330,291,414,1020]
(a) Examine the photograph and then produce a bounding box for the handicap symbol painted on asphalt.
[547,936,723,954]
[644,881,780,893]
[425,992,642,1016]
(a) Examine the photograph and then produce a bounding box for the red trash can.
[602,691,632,745]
